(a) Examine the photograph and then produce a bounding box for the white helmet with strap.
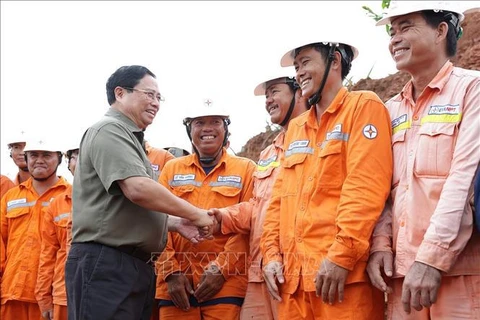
[376,1,465,26]
[183,99,230,125]
[7,130,28,148]
[254,69,298,96]
[24,138,62,153]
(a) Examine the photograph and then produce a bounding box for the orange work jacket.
[0,177,70,304]
[155,150,255,301]
[35,185,72,311]
[1,175,15,199]
[261,88,393,294]
[146,141,175,177]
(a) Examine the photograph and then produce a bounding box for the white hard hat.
[24,139,62,153]
[254,70,297,96]
[7,130,28,147]
[183,99,230,125]
[280,37,359,67]
[376,1,465,26]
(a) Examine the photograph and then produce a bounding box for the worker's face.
[294,46,327,99]
[26,151,59,180]
[10,142,27,170]
[265,82,294,126]
[117,75,161,130]
[190,116,226,157]
[389,12,441,73]
[67,150,79,175]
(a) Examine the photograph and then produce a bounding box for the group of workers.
[1,2,479,320]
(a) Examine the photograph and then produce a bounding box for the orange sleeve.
[1,175,15,199]
[1,194,9,279]
[220,200,254,235]
[35,205,59,312]
[260,169,283,265]
[327,96,393,270]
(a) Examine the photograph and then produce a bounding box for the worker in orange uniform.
[1,176,15,199]
[6,131,30,185]
[145,140,175,178]
[260,36,393,320]
[155,101,255,320]
[209,71,307,320]
[1,139,70,320]
[0,175,15,281]
[35,145,78,320]
[367,2,480,319]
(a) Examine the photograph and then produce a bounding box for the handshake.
[170,208,226,243]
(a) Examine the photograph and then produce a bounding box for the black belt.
[116,245,152,263]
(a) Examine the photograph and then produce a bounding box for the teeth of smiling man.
[202,136,215,140]
[394,49,407,57]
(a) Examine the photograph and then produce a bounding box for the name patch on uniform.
[151,164,159,172]
[288,140,309,150]
[173,174,196,181]
[392,114,407,129]
[331,124,342,133]
[428,104,460,115]
[217,175,241,183]
[258,155,277,167]
[7,198,26,207]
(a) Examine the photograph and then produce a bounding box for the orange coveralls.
[371,61,480,319]
[155,150,255,320]
[220,132,284,320]
[261,88,393,320]
[146,141,175,176]
[1,175,15,199]
[1,177,69,320]
[35,185,72,320]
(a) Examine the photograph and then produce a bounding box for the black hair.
[294,43,354,80]
[421,10,460,57]
[106,65,156,105]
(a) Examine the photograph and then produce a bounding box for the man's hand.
[177,217,214,243]
[165,272,194,311]
[207,208,225,234]
[41,309,53,320]
[191,209,215,238]
[194,265,225,302]
[367,251,393,293]
[262,261,284,301]
[401,261,442,314]
[314,259,349,305]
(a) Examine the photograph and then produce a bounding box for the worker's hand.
[165,272,194,311]
[175,217,214,243]
[401,261,442,314]
[207,208,226,234]
[41,309,53,320]
[366,251,393,293]
[262,261,284,301]
[314,258,349,305]
[191,209,215,238]
[194,265,225,302]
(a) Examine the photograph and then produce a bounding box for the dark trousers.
[65,242,156,320]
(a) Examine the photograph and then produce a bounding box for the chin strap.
[307,44,337,107]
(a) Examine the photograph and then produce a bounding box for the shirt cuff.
[416,241,458,273]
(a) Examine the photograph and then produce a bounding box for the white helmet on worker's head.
[280,36,359,68]
[254,69,298,96]
[24,138,63,164]
[376,1,464,26]
[7,130,28,148]
[182,99,230,126]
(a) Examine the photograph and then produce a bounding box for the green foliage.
[362,0,391,34]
